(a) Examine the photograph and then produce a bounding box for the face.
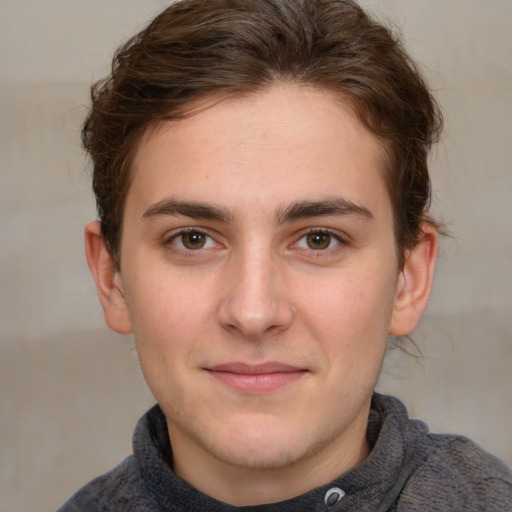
[91,83,434,495]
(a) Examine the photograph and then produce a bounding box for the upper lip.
[207,362,306,374]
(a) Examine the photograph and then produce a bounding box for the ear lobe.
[84,221,132,334]
[389,223,438,336]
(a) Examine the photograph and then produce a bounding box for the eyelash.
[166,228,218,254]
[164,227,347,257]
[294,228,347,254]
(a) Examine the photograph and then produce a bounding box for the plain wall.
[1,1,511,510]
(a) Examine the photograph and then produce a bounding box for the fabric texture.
[57,394,512,511]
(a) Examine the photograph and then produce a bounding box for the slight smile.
[206,363,308,393]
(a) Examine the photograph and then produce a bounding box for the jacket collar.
[132,394,433,511]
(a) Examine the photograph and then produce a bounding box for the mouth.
[205,362,308,393]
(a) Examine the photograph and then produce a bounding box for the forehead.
[127,83,389,220]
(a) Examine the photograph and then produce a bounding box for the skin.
[86,83,437,505]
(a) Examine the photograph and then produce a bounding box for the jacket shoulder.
[56,456,160,512]
[398,434,512,511]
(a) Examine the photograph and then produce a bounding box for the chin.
[202,418,331,471]
[211,438,307,471]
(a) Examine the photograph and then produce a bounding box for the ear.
[84,221,132,334]
[389,223,438,336]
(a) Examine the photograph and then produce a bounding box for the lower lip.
[208,370,306,393]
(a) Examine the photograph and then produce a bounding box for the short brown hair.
[83,0,443,267]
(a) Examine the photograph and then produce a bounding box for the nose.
[218,246,293,340]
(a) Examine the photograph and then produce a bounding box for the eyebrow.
[142,196,372,224]
[143,199,233,222]
[275,197,373,224]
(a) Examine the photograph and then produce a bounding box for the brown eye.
[306,232,332,250]
[182,231,207,249]
[173,230,215,250]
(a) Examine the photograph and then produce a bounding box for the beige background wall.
[1,1,510,510]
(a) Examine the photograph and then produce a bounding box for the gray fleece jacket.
[57,394,512,511]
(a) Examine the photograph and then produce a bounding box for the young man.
[59,0,512,510]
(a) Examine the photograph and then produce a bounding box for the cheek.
[123,282,196,374]
[300,267,397,351]
[126,268,216,330]
[124,279,204,398]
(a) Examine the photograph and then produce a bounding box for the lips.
[206,362,307,393]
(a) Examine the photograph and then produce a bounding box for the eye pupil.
[306,232,331,250]
[182,231,206,249]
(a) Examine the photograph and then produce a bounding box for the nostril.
[218,290,293,339]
